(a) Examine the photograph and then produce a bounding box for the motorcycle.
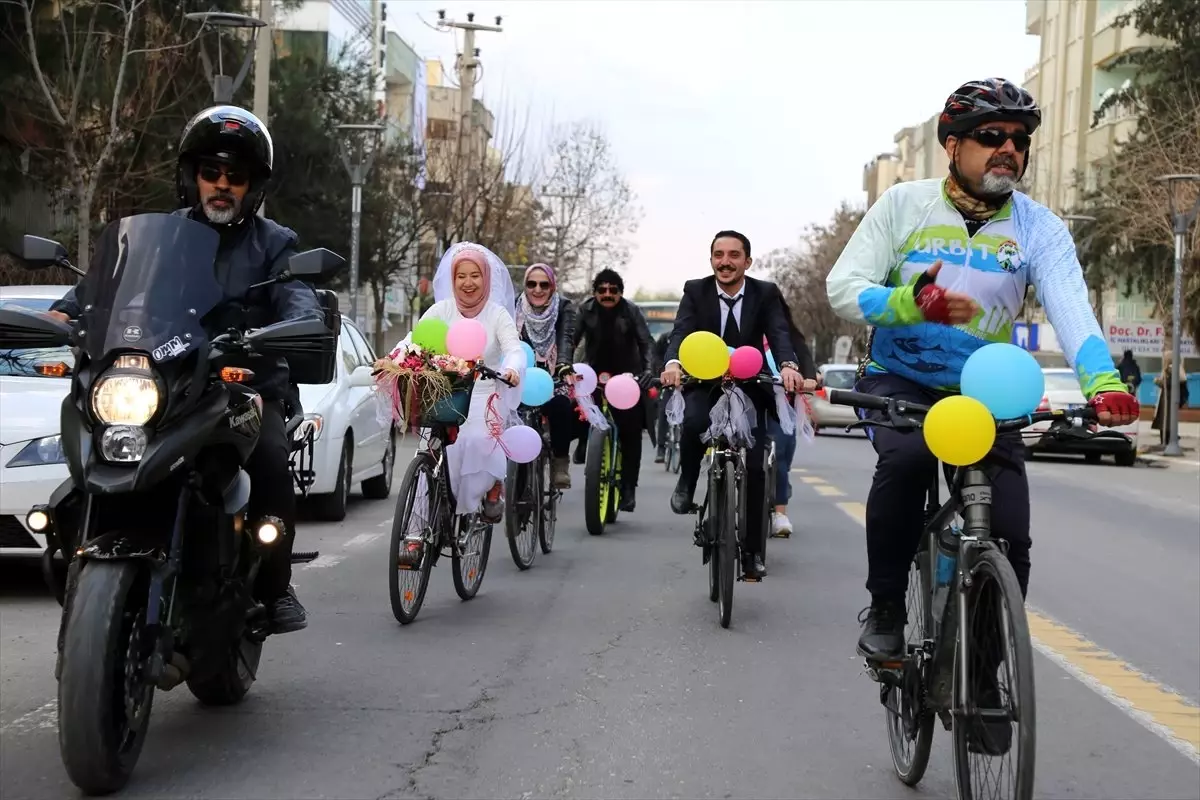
[2,213,343,795]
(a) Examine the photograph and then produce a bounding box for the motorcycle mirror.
[19,235,70,268]
[287,248,346,281]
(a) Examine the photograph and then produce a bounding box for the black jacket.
[666,275,809,376]
[518,297,577,369]
[574,297,654,376]
[51,207,322,406]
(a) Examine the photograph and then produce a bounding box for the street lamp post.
[1152,174,1200,457]
[185,12,266,104]
[336,123,385,331]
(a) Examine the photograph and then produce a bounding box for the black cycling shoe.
[670,477,695,515]
[653,449,666,464]
[618,487,636,512]
[856,599,905,661]
[269,587,308,634]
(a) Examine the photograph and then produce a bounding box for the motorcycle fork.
[141,480,192,686]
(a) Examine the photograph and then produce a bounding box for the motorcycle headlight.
[6,435,66,468]
[91,372,161,425]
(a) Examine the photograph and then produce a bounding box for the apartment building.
[274,0,386,114]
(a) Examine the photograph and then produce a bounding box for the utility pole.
[541,188,584,273]
[437,10,502,237]
[337,123,386,331]
[253,0,273,216]
[1153,174,1200,457]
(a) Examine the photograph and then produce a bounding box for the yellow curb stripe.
[813,484,845,497]
[800,476,826,485]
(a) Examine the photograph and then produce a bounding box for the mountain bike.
[828,387,1098,800]
[583,376,623,536]
[387,366,512,625]
[504,392,564,569]
[681,373,780,628]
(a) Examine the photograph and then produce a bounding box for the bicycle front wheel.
[717,461,737,628]
[584,427,610,536]
[504,461,539,571]
[951,547,1036,800]
[388,454,437,625]
[604,436,622,525]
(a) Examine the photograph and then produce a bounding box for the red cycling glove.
[1088,391,1139,421]
[915,283,955,324]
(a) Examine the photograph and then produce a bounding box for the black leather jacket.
[574,297,654,376]
[51,207,322,407]
[518,297,577,369]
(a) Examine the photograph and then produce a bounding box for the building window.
[427,118,454,140]
[273,30,328,63]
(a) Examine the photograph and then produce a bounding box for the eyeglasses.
[964,128,1032,153]
[198,163,250,187]
[526,280,552,290]
[595,285,621,296]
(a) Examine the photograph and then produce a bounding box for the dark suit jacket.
[665,275,798,371]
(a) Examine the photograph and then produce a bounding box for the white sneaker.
[771,512,793,538]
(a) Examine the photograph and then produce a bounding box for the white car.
[0,285,73,555]
[291,319,396,521]
[1023,367,1139,466]
[811,363,862,433]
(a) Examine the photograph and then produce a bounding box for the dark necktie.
[721,295,741,348]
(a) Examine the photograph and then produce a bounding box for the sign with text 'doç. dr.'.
[1106,321,1196,357]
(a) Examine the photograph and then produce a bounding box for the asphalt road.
[2,432,1198,799]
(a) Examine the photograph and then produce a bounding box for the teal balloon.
[521,367,554,407]
[520,341,537,368]
[961,343,1045,419]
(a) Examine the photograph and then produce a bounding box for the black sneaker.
[856,600,905,661]
[618,487,636,512]
[670,477,695,515]
[269,586,308,634]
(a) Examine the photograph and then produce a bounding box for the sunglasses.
[198,163,250,187]
[526,280,552,290]
[964,128,1032,153]
[595,286,621,296]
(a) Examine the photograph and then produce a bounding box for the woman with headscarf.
[515,262,578,488]
[392,242,525,521]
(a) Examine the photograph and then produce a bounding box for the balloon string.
[485,393,514,459]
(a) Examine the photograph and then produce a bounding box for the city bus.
[636,300,680,340]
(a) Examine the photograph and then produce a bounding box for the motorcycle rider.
[572,268,656,511]
[48,105,321,635]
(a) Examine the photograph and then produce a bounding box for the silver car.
[811,363,862,433]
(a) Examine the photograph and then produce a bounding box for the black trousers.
[858,373,1031,604]
[246,401,298,600]
[679,385,769,557]
[544,394,576,458]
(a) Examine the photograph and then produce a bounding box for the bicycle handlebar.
[475,364,516,388]
[826,388,1099,432]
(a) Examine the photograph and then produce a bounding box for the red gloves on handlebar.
[1088,391,1139,421]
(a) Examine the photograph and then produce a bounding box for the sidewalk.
[1137,419,1200,468]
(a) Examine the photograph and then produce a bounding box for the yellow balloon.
[679,331,730,380]
[922,395,997,466]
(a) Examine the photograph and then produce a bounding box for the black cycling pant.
[246,401,298,601]
[679,385,769,557]
[858,373,1031,604]
[544,394,576,458]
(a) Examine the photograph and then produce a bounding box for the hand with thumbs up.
[913,260,979,325]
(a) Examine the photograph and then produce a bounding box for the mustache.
[987,155,1018,170]
[207,191,236,203]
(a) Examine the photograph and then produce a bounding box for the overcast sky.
[400,0,1041,292]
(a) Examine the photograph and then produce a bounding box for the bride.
[389,242,525,521]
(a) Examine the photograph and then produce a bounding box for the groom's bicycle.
[828,387,1098,800]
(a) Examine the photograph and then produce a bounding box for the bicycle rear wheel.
[951,547,1036,800]
[452,516,492,600]
[539,454,558,554]
[388,455,437,625]
[504,461,539,570]
[885,548,935,785]
[584,427,610,535]
[717,461,737,628]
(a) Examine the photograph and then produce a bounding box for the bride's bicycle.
[828,387,1098,800]
[387,365,512,625]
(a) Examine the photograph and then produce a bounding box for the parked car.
[811,363,862,433]
[1023,367,1138,466]
[0,285,72,555]
[291,319,396,521]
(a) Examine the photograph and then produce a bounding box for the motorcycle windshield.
[81,213,223,364]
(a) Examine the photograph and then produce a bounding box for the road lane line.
[813,484,845,497]
[302,554,345,569]
[344,532,383,548]
[800,476,827,485]
[830,490,1199,764]
[0,700,57,735]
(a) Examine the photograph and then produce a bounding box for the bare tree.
[766,202,869,363]
[537,121,640,286]
[9,0,202,265]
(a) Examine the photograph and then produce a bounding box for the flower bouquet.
[374,341,477,431]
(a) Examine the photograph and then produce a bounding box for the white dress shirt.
[717,283,745,337]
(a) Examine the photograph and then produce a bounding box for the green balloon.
[412,318,449,353]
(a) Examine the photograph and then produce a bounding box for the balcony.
[1025,0,1044,35]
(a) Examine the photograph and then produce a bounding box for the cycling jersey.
[826,178,1125,398]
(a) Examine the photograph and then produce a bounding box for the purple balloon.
[605,373,641,410]
[573,362,598,395]
[501,424,542,464]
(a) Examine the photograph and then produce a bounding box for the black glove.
[554,363,574,379]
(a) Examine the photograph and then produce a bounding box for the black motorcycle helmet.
[176,105,274,221]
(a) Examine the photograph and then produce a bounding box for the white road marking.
[344,532,383,549]
[1,700,57,735]
[302,554,345,569]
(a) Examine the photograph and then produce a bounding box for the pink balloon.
[446,318,488,360]
[573,362,597,395]
[501,424,542,464]
[605,373,641,410]
[729,346,764,380]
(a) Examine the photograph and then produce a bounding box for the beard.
[979,171,1018,197]
[202,192,242,224]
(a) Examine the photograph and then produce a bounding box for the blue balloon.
[520,341,537,368]
[521,367,554,407]
[961,343,1046,419]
